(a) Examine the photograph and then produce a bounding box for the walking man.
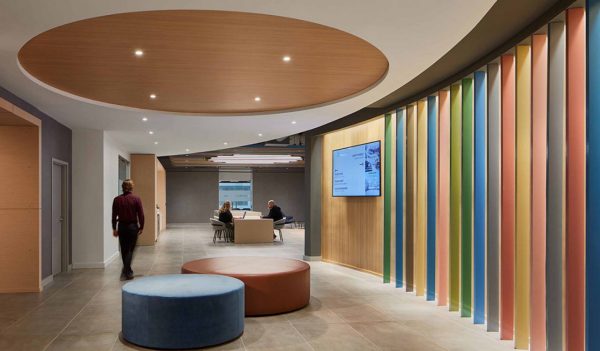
[112,179,144,280]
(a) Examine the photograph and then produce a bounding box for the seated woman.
[218,201,234,241]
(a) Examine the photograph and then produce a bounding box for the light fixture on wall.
[149,94,157,99]
[282,56,291,62]
[142,117,148,122]
[134,49,144,57]
[209,154,302,165]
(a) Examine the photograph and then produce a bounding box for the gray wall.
[0,86,72,279]
[304,134,322,257]
[253,171,305,222]
[167,171,219,223]
[166,170,305,223]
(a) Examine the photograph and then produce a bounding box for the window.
[219,181,252,210]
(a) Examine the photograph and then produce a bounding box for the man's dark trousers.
[118,223,139,275]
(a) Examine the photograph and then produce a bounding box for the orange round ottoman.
[182,257,310,316]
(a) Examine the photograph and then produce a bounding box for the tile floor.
[0,224,514,350]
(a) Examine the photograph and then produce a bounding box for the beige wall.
[131,154,157,246]
[320,117,385,275]
[156,159,167,232]
[0,124,41,292]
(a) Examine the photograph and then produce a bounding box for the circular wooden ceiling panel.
[18,10,388,114]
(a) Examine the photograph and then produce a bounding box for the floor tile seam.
[239,332,248,351]
[441,311,495,337]
[0,280,76,336]
[358,320,456,351]
[343,321,384,350]
[288,318,348,326]
[41,281,107,351]
[365,295,458,321]
[345,294,481,345]
[360,300,410,322]
[393,319,487,349]
[286,319,316,351]
[107,333,119,351]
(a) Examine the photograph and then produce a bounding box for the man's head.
[268,200,275,209]
[122,179,134,193]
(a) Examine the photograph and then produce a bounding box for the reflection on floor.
[0,224,513,350]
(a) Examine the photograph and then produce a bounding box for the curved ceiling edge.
[309,0,575,136]
[17,10,389,115]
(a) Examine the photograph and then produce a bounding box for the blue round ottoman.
[122,274,244,349]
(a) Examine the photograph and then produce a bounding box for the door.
[52,162,68,275]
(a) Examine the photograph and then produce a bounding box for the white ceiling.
[0,0,495,156]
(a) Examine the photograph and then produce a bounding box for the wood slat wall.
[321,118,385,275]
[0,126,40,292]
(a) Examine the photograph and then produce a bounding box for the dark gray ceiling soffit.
[308,0,574,136]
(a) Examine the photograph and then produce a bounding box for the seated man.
[263,200,284,221]
[263,200,284,239]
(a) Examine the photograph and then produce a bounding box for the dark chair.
[284,216,294,228]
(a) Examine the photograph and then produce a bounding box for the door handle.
[58,217,64,222]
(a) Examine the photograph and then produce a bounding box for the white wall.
[72,129,130,268]
[103,133,130,263]
[72,129,104,268]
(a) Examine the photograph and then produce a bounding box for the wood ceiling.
[18,10,388,114]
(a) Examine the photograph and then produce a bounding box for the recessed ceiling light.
[254,96,261,102]
[149,131,154,135]
[134,49,144,57]
[258,133,263,137]
[149,94,157,99]
[283,56,291,62]
[291,121,297,124]
[142,117,148,122]
[154,141,158,145]
[185,148,190,152]
[224,142,228,145]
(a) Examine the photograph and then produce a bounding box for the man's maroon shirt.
[112,191,145,230]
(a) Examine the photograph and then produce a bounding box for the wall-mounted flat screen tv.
[332,140,381,197]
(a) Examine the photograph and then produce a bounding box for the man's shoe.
[125,273,134,280]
